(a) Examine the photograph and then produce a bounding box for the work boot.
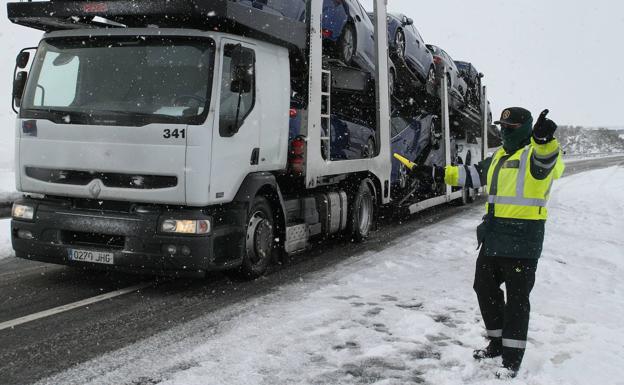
[495,366,518,379]
[499,347,523,378]
[473,337,502,360]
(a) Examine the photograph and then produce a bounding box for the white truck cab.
[17,28,290,207]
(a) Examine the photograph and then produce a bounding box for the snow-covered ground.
[32,166,624,385]
[0,168,17,203]
[0,219,12,260]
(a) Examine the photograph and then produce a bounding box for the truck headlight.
[160,219,211,235]
[12,203,35,220]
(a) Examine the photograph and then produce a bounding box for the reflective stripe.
[458,166,467,186]
[487,329,503,338]
[502,338,527,349]
[532,154,558,169]
[516,147,530,198]
[533,148,559,160]
[469,165,482,188]
[488,195,547,207]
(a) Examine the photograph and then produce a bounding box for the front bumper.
[11,198,246,277]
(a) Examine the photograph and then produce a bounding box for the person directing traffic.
[404,107,564,378]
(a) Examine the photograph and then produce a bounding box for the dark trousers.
[473,250,538,369]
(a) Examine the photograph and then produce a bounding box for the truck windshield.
[21,36,215,126]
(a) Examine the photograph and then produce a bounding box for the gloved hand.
[533,117,558,144]
[409,165,445,184]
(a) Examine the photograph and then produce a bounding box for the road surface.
[0,155,621,385]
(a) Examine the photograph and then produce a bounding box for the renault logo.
[89,181,102,198]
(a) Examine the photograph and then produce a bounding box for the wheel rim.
[364,139,375,158]
[245,211,273,265]
[395,31,405,58]
[357,193,373,235]
[342,27,355,63]
[399,164,407,189]
[427,67,435,85]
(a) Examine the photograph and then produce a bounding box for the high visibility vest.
[486,140,564,220]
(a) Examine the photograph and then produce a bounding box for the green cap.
[494,107,532,125]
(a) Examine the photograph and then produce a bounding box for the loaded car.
[290,103,376,162]
[239,0,396,95]
[455,61,483,110]
[382,13,435,90]
[390,112,458,197]
[426,44,467,104]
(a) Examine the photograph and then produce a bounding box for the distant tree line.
[556,126,624,155]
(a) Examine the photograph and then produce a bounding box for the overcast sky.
[362,0,624,128]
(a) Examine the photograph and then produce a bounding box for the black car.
[426,44,467,103]
[455,61,483,109]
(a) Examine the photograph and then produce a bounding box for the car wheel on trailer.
[425,65,436,94]
[389,68,396,97]
[394,29,406,58]
[239,196,275,279]
[338,23,356,65]
[362,137,376,159]
[348,179,375,242]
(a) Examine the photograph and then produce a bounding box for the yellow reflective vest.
[445,138,565,221]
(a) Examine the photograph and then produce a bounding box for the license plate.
[68,249,114,265]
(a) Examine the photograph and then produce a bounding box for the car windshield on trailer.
[21,36,216,126]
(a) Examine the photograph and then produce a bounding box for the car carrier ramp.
[7,0,307,51]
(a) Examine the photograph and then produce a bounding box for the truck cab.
[16,29,290,207]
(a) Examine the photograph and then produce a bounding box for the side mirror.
[16,51,31,69]
[230,45,254,94]
[403,16,414,26]
[13,71,28,108]
[478,72,484,79]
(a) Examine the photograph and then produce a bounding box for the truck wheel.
[348,179,375,242]
[239,196,274,279]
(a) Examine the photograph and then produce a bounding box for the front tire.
[394,29,406,58]
[239,196,275,279]
[348,179,375,242]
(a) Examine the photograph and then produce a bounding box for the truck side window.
[219,44,256,137]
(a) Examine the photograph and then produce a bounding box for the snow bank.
[0,219,12,260]
[37,167,624,385]
[0,169,18,203]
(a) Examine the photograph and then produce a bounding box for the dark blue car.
[391,112,457,189]
[237,0,378,74]
[289,105,375,162]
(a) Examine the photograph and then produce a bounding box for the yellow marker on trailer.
[393,153,416,170]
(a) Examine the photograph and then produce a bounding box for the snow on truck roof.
[7,0,307,51]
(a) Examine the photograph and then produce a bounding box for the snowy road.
[0,158,622,385]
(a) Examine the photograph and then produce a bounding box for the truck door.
[210,40,260,203]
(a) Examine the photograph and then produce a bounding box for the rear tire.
[362,137,376,159]
[389,68,396,97]
[238,196,275,279]
[425,65,436,95]
[338,23,357,66]
[348,179,375,242]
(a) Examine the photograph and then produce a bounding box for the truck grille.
[25,167,177,190]
[61,230,125,250]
